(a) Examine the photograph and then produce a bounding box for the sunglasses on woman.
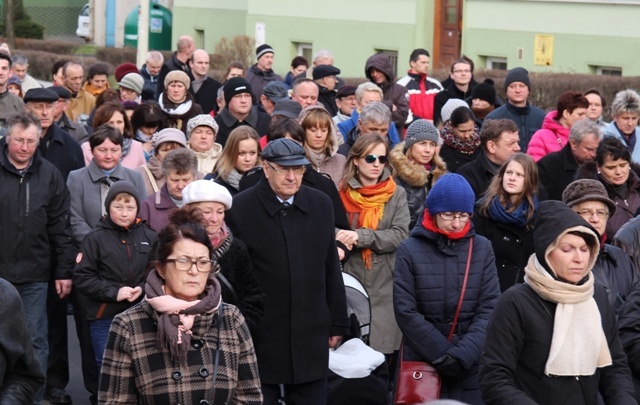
[363,154,388,164]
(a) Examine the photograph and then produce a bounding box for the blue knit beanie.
[426,173,474,215]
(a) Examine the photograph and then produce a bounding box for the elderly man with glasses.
[226,138,348,405]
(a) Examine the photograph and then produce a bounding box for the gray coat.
[67,160,146,245]
[342,169,410,353]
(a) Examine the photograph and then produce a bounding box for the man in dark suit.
[188,49,222,115]
[226,139,348,405]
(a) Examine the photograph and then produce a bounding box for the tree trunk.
[5,0,15,49]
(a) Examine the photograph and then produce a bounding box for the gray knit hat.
[118,73,144,95]
[403,119,440,153]
[562,179,617,216]
[186,114,219,138]
[441,98,468,123]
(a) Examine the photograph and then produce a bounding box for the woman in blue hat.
[394,173,500,404]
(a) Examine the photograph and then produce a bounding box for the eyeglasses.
[575,209,609,219]
[267,162,305,175]
[363,154,388,164]
[166,257,215,273]
[10,137,39,147]
[452,69,471,74]
[438,212,471,222]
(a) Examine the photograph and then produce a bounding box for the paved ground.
[43,315,93,405]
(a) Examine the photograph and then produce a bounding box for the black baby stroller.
[326,272,389,405]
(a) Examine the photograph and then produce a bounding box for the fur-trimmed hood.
[389,142,446,188]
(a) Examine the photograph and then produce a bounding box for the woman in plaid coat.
[98,207,262,404]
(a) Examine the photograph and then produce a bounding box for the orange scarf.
[83,82,109,97]
[340,177,397,269]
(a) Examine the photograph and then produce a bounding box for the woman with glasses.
[576,136,640,241]
[73,181,157,371]
[473,153,539,292]
[339,133,410,359]
[98,206,262,404]
[563,179,639,315]
[394,173,500,404]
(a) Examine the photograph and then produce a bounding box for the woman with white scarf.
[480,200,636,404]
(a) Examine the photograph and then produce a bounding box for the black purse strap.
[211,303,222,388]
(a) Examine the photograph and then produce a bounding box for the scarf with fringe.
[524,255,612,376]
[340,177,397,269]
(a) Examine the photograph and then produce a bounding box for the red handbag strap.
[447,238,473,342]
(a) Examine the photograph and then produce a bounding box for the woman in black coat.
[473,153,539,292]
[480,201,636,404]
[182,180,264,340]
[394,173,500,404]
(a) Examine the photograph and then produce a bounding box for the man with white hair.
[140,50,164,100]
[337,82,400,147]
[11,54,42,93]
[338,101,396,156]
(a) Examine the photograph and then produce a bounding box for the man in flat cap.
[214,77,271,147]
[245,43,284,101]
[23,88,84,180]
[313,64,341,116]
[260,80,289,115]
[48,85,89,144]
[227,138,348,405]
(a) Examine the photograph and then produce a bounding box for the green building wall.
[173,0,437,78]
[463,0,640,75]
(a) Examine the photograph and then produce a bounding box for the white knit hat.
[441,98,469,123]
[182,180,232,210]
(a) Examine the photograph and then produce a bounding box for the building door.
[434,0,462,69]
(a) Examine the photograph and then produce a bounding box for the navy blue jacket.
[484,101,545,152]
[394,220,500,403]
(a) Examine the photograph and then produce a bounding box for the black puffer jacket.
[73,216,157,321]
[364,54,409,132]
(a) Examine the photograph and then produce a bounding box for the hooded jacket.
[527,110,570,162]
[480,201,636,405]
[298,105,346,187]
[74,216,157,321]
[364,54,409,132]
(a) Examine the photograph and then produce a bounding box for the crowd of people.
[2,35,640,405]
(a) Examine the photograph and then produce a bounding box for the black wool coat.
[226,178,349,384]
[473,211,534,292]
[537,143,578,201]
[190,76,222,115]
